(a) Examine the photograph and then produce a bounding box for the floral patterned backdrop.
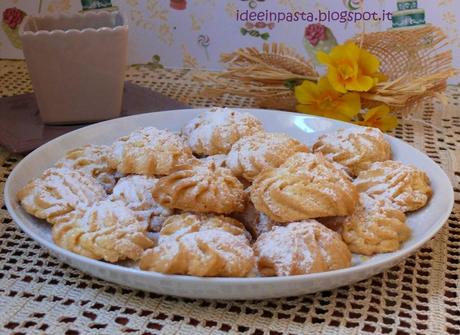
[1,0,459,83]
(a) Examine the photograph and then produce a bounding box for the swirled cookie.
[55,144,118,192]
[251,153,358,222]
[158,213,250,243]
[342,194,411,255]
[354,160,432,212]
[313,127,391,176]
[254,220,352,276]
[109,175,174,232]
[17,168,106,224]
[109,127,193,176]
[182,107,264,155]
[140,230,254,277]
[226,132,309,181]
[153,160,246,214]
[52,200,153,262]
[140,215,253,277]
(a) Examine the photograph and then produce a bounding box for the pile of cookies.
[16,107,432,277]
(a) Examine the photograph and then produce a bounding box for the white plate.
[5,109,454,300]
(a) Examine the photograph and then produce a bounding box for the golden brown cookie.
[342,194,411,256]
[52,200,153,262]
[158,213,250,243]
[17,168,106,225]
[109,175,174,232]
[140,214,254,277]
[109,127,193,176]
[153,160,246,214]
[226,132,309,181]
[254,220,352,276]
[55,144,118,192]
[140,230,255,277]
[251,153,358,222]
[313,127,391,177]
[182,107,264,155]
[354,160,432,212]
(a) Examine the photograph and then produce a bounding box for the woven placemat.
[0,60,459,335]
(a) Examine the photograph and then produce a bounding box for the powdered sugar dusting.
[200,154,227,167]
[110,175,173,231]
[313,127,391,176]
[110,126,193,175]
[254,220,348,276]
[53,199,153,263]
[182,107,264,155]
[17,167,106,224]
[354,160,432,212]
[251,152,357,222]
[80,199,140,230]
[342,192,411,255]
[143,216,254,276]
[153,160,245,214]
[227,132,308,180]
[55,144,117,192]
[158,213,250,244]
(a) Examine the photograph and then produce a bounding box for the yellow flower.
[358,104,398,132]
[317,41,383,93]
[295,77,361,121]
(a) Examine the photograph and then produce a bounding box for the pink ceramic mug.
[20,11,128,124]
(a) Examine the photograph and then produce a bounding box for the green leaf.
[260,32,270,40]
[283,78,305,90]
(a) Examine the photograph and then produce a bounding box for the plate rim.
[4,108,455,286]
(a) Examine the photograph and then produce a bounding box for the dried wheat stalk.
[220,42,318,79]
[194,42,318,99]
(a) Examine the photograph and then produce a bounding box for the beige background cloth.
[0,60,459,335]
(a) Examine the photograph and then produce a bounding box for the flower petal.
[362,107,378,122]
[296,104,321,116]
[294,80,318,104]
[359,48,380,75]
[317,51,330,65]
[380,113,398,132]
[360,104,397,131]
[342,41,361,62]
[345,74,374,92]
[319,41,385,94]
[339,93,361,118]
[317,77,338,95]
[365,104,390,121]
[326,111,354,122]
[327,67,347,93]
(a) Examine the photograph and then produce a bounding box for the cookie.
[109,127,193,176]
[17,168,106,225]
[227,132,309,181]
[182,107,264,155]
[313,127,391,176]
[254,220,352,276]
[251,153,358,222]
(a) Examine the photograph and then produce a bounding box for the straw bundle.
[194,43,317,111]
[195,25,457,114]
[353,25,457,114]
